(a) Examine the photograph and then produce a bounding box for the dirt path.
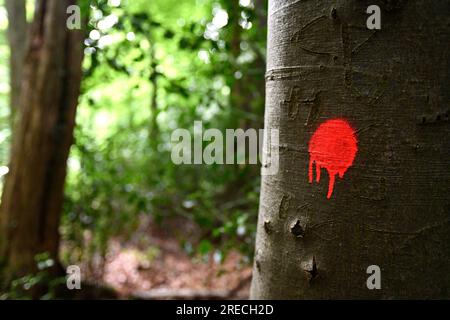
[101,216,252,299]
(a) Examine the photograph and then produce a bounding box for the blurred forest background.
[0,0,267,299]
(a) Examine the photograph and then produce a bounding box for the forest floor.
[98,216,252,299]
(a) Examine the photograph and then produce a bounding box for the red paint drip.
[308,119,358,199]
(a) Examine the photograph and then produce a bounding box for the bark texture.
[0,0,85,282]
[251,0,450,299]
[5,0,27,122]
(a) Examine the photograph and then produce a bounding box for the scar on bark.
[291,15,333,57]
[280,86,300,120]
[281,87,321,123]
[340,22,352,86]
[330,8,337,20]
[304,91,321,126]
[290,220,305,238]
[417,109,449,125]
[256,259,262,272]
[278,194,291,220]
[290,15,327,42]
[355,124,376,135]
[351,31,377,56]
[304,256,319,282]
[255,249,262,272]
[383,0,408,11]
[264,220,272,234]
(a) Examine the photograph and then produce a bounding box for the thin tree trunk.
[5,0,27,124]
[0,0,85,284]
[251,0,450,299]
[221,0,246,128]
[252,0,267,131]
[148,42,159,145]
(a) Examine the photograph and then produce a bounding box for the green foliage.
[62,0,267,267]
[0,0,268,273]
[0,253,65,300]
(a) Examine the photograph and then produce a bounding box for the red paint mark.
[308,119,358,199]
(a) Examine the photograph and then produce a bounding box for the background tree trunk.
[148,40,160,146]
[5,0,27,124]
[0,0,85,283]
[251,0,450,299]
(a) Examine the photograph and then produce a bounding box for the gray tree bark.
[5,0,27,123]
[0,0,85,285]
[251,0,450,299]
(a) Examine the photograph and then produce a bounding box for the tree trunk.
[148,41,159,146]
[0,0,85,283]
[5,0,27,124]
[251,0,450,299]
